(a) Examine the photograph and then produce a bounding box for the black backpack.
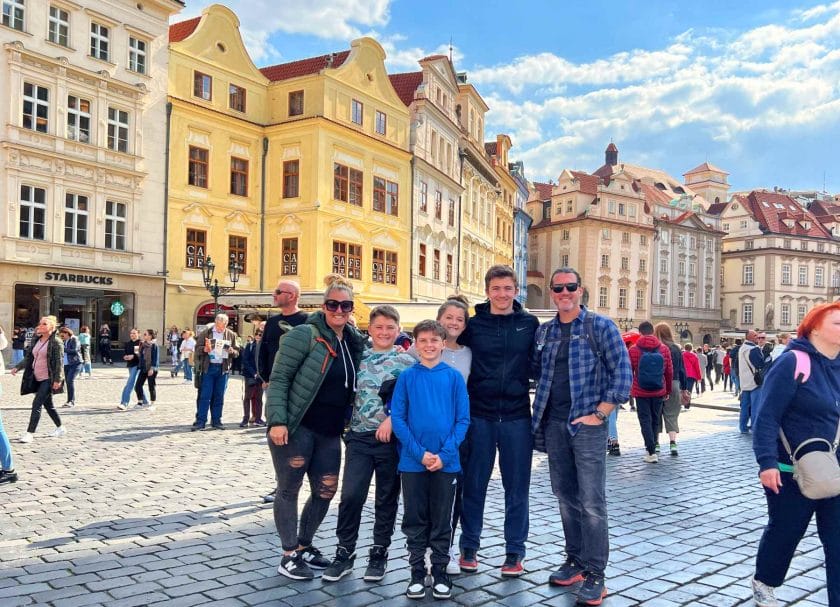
[637,345,665,391]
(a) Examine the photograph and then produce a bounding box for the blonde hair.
[323,274,354,300]
[42,315,58,331]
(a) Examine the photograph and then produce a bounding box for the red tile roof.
[570,171,599,196]
[388,72,423,107]
[706,202,727,215]
[606,142,618,152]
[684,161,728,176]
[259,50,350,82]
[637,182,672,206]
[809,199,840,218]
[533,182,553,200]
[742,190,832,238]
[169,16,201,43]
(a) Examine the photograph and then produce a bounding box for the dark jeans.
[544,416,609,576]
[723,372,732,391]
[195,364,228,426]
[27,380,62,434]
[135,369,157,403]
[335,431,400,552]
[402,471,457,569]
[99,342,112,364]
[635,397,664,455]
[242,384,263,422]
[714,363,723,383]
[705,367,714,389]
[459,416,532,557]
[756,472,840,606]
[64,364,81,403]
[740,389,760,433]
[685,377,697,394]
[268,424,341,551]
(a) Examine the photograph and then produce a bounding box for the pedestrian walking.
[703,344,715,390]
[11,326,25,367]
[265,277,365,580]
[192,314,240,430]
[117,328,143,410]
[179,330,195,383]
[729,338,743,397]
[610,330,640,457]
[458,265,538,577]
[695,346,708,394]
[654,323,688,455]
[628,321,673,463]
[751,302,840,607]
[166,325,181,378]
[0,326,17,484]
[322,305,416,583]
[722,351,732,391]
[532,267,631,606]
[78,325,93,378]
[713,344,725,384]
[98,323,113,364]
[11,315,66,443]
[738,330,766,434]
[58,327,83,408]
[239,333,264,427]
[682,343,702,397]
[133,329,159,411]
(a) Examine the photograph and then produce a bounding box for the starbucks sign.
[110,301,125,316]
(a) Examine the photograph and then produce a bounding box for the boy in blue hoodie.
[391,320,470,600]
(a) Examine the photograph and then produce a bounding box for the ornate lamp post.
[617,317,634,331]
[200,256,241,316]
[674,321,690,339]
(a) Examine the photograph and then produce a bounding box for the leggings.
[268,424,341,551]
[27,380,62,434]
[135,370,157,403]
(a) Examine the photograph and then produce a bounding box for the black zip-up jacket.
[459,300,539,421]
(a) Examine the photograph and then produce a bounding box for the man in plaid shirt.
[531,267,631,606]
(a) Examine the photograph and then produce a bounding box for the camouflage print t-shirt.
[350,347,416,433]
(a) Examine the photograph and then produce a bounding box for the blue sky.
[177,1,840,194]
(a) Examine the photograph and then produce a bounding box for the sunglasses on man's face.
[550,282,579,293]
[324,299,354,313]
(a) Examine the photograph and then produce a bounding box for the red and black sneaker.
[459,548,478,573]
[500,553,525,577]
[577,572,608,606]
[549,558,585,586]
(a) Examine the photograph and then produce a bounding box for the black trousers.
[402,470,457,570]
[635,396,664,455]
[135,369,157,402]
[27,380,61,434]
[335,431,400,552]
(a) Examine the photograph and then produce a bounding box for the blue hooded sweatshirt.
[753,337,840,472]
[390,361,470,473]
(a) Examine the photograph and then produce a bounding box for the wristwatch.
[594,410,607,422]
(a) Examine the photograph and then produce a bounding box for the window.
[817,242,825,253]
[565,200,573,213]
[562,229,570,241]
[561,254,569,267]
[230,157,248,196]
[288,90,304,116]
[64,193,88,245]
[688,291,696,308]
[742,302,753,325]
[722,222,730,232]
[639,258,647,272]
[739,219,748,229]
[432,249,441,280]
[618,202,626,216]
[745,239,754,250]
[636,289,645,310]
[66,95,90,143]
[689,262,696,277]
[375,110,386,135]
[618,288,627,309]
[798,304,807,324]
[434,191,442,220]
[621,232,630,244]
[601,228,611,240]
[90,22,109,61]
[705,291,712,309]
[419,182,428,213]
[351,99,363,125]
[677,291,685,307]
[193,71,212,101]
[419,244,426,276]
[448,199,455,227]
[678,261,686,276]
[228,235,246,274]
[2,0,24,30]
[107,107,129,153]
[332,240,361,279]
[23,82,49,133]
[607,200,616,214]
[334,163,362,206]
[800,241,808,251]
[628,204,637,218]
[781,264,791,285]
[600,254,609,269]
[372,177,399,216]
[781,303,791,326]
[542,201,550,220]
[743,264,754,285]
[816,266,825,287]
[446,254,453,283]
[128,37,146,74]
[229,84,246,112]
[798,266,808,286]
[282,160,299,198]
[185,229,206,268]
[281,238,298,275]
[660,288,668,305]
[372,248,397,284]
[621,257,629,271]
[689,236,697,249]
[660,259,668,274]
[598,286,608,308]
[104,200,126,250]
[784,239,791,249]
[19,185,46,240]
[48,6,69,46]
[188,146,208,188]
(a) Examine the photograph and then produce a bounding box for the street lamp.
[617,317,634,331]
[674,321,689,339]
[201,256,241,316]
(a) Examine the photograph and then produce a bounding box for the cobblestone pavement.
[0,367,829,606]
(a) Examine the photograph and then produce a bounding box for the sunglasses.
[274,290,293,296]
[550,282,580,293]
[324,299,354,313]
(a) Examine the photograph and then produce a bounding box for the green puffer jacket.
[265,311,365,435]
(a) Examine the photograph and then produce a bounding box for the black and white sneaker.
[406,567,426,599]
[363,545,388,582]
[277,552,314,580]
[298,544,330,569]
[431,565,452,600]
[322,546,355,582]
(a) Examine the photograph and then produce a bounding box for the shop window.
[229,235,246,274]
[19,185,46,240]
[104,201,126,250]
[90,22,109,61]
[283,160,299,198]
[188,146,208,188]
[64,193,89,245]
[185,229,206,268]
[230,157,248,196]
[332,240,361,280]
[282,238,298,275]
[372,248,397,284]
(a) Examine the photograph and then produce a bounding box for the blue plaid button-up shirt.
[531,306,631,445]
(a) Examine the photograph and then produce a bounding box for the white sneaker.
[50,426,67,438]
[752,577,779,607]
[643,453,659,463]
[117,403,127,411]
[446,545,460,575]
[182,380,191,384]
[19,432,34,444]
[147,404,156,412]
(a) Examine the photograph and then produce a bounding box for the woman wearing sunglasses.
[266,276,366,581]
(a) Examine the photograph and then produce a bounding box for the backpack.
[535,311,604,364]
[752,350,773,386]
[637,345,665,391]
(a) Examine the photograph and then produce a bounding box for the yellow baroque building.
[166,4,411,331]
